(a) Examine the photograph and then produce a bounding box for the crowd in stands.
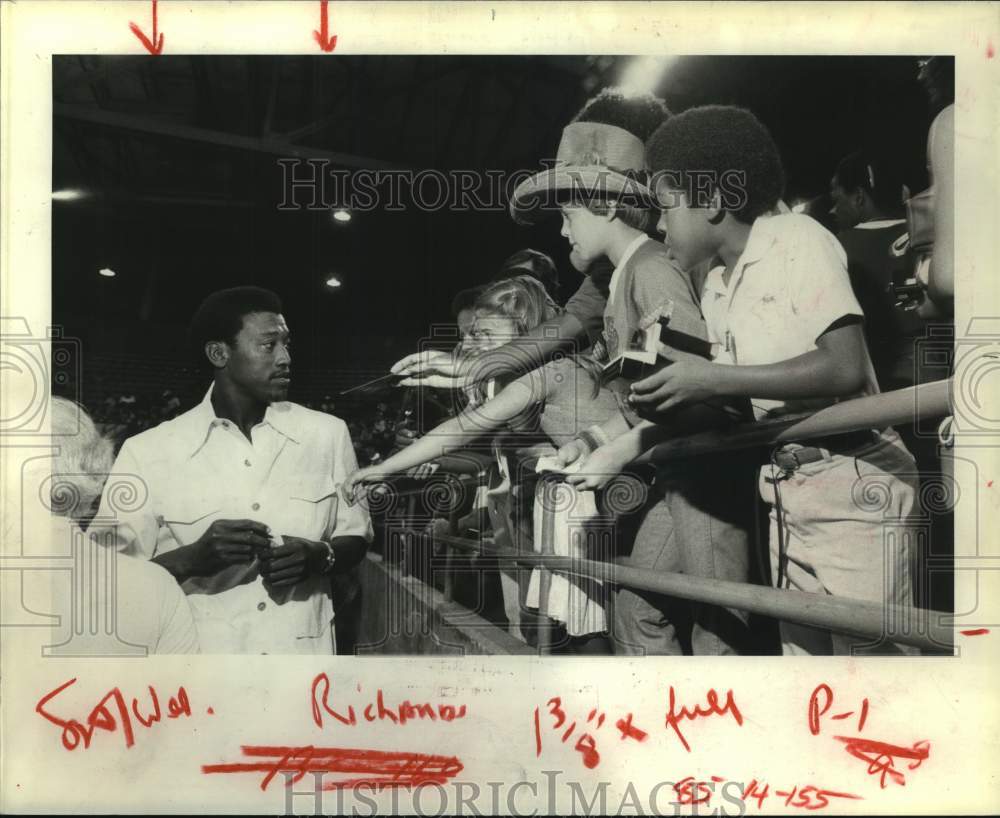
[90,389,185,442]
[85,388,404,467]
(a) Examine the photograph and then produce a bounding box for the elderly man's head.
[47,397,114,520]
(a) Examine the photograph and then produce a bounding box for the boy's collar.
[611,232,650,272]
[733,214,779,271]
[706,216,777,292]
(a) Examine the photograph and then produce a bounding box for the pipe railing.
[640,379,950,464]
[368,380,954,654]
[408,534,951,652]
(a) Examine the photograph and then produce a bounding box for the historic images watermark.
[282,769,751,817]
[276,159,749,215]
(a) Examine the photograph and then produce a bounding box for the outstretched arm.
[392,311,586,390]
[342,380,538,502]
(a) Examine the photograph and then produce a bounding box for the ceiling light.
[98,268,116,277]
[619,57,676,97]
[325,276,342,288]
[52,189,87,201]
[332,209,352,223]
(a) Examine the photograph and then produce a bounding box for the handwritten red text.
[35,677,193,751]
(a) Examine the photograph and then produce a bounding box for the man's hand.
[391,350,468,389]
[564,443,634,491]
[628,343,725,413]
[185,519,271,577]
[260,536,328,590]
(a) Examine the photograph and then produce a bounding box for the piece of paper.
[2,2,999,815]
[535,454,583,475]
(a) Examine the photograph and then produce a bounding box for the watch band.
[321,541,337,574]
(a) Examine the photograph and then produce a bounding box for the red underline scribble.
[960,628,990,636]
[202,744,463,791]
[833,736,930,788]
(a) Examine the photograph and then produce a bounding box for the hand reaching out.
[341,466,388,506]
[564,443,634,491]
[391,350,467,389]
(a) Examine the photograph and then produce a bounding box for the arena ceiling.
[51,54,934,377]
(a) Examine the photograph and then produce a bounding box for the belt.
[771,429,880,472]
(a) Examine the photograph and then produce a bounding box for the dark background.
[52,54,938,413]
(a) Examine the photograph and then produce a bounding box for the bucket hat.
[509,121,655,225]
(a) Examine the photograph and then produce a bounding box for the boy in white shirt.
[629,105,918,655]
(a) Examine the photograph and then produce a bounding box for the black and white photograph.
[47,52,956,657]
[2,2,997,815]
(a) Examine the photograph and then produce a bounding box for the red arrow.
[313,0,337,52]
[129,0,164,55]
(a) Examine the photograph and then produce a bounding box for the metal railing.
[368,379,954,655]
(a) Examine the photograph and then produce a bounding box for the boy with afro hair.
[629,105,919,655]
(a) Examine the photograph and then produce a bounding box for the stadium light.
[619,57,676,97]
[52,189,88,201]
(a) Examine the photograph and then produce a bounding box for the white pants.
[759,432,919,656]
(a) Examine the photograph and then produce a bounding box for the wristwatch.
[320,541,337,574]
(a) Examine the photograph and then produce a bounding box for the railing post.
[401,492,418,578]
[442,507,457,603]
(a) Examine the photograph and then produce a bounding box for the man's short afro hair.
[572,87,672,143]
[645,105,786,224]
[190,286,284,354]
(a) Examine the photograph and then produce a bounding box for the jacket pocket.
[157,498,222,549]
[283,476,339,541]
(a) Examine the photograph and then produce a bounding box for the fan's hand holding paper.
[535,454,584,476]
